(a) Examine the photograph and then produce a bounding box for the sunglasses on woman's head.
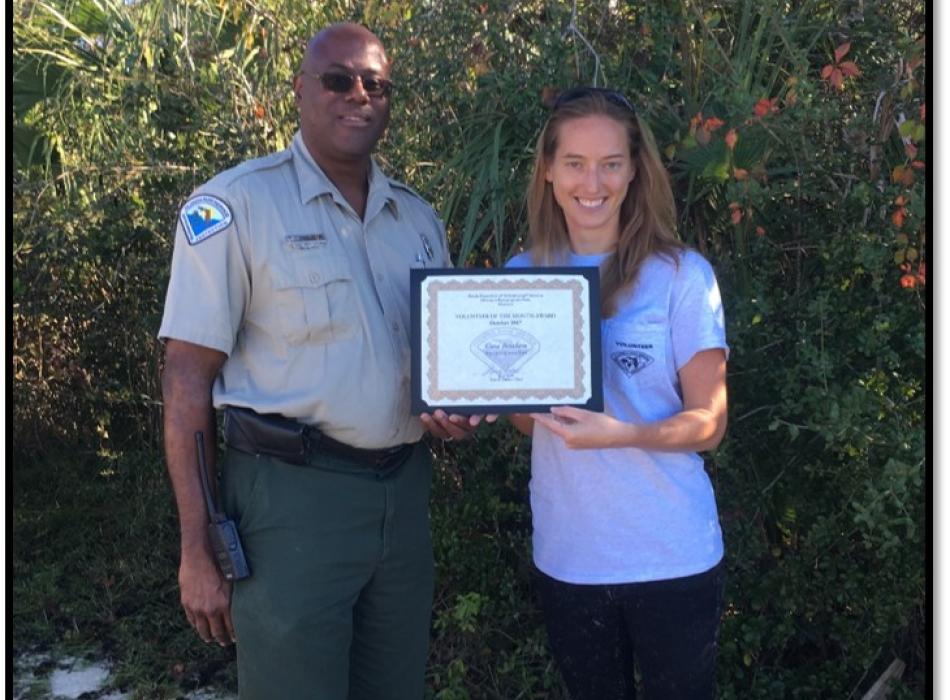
[299,70,394,98]
[552,87,635,114]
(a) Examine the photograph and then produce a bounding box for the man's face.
[294,31,391,166]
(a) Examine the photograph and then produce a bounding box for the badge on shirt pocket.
[607,322,667,388]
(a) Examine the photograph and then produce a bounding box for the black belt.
[223,406,415,470]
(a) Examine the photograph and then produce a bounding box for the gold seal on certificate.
[410,267,603,414]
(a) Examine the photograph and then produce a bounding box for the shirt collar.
[291,131,399,220]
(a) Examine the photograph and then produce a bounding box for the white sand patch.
[188,689,237,699]
[49,657,111,698]
[14,650,234,699]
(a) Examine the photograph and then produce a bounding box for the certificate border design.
[410,267,604,414]
[426,278,587,401]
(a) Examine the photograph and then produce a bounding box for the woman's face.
[545,114,636,253]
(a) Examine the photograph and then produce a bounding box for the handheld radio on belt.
[195,431,250,581]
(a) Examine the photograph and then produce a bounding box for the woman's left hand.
[531,406,631,449]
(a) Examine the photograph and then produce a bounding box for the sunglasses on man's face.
[300,70,394,98]
[552,87,635,114]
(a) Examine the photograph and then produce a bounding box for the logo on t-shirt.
[611,350,654,376]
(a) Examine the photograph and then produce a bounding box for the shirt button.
[309,272,321,284]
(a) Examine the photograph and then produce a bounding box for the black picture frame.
[410,267,603,414]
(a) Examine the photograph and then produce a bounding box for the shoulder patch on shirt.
[612,350,654,377]
[180,195,233,245]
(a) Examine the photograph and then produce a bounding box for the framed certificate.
[410,267,603,414]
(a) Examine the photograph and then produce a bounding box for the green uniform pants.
[221,442,434,700]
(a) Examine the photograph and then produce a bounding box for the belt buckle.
[373,447,394,469]
[302,428,317,462]
[374,445,403,470]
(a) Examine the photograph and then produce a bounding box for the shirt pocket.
[272,251,356,345]
[605,321,668,389]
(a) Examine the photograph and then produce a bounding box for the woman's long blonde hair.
[525,90,685,317]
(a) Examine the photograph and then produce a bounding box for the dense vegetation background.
[13,0,927,697]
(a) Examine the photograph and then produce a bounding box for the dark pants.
[535,562,724,700]
[221,442,434,700]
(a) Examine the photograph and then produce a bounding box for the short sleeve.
[157,190,250,355]
[504,251,533,268]
[669,252,729,371]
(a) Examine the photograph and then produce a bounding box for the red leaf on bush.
[690,112,703,131]
[911,159,926,170]
[253,103,265,119]
[753,98,778,117]
[891,166,915,186]
[830,68,845,90]
[834,41,851,63]
[891,208,906,228]
[839,61,861,77]
[904,142,918,159]
[821,45,860,90]
[703,116,725,132]
[755,226,766,236]
[920,103,926,121]
[725,128,738,150]
[917,262,926,284]
[734,167,749,181]
[900,273,917,288]
[729,203,743,224]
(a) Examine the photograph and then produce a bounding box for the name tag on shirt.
[285,234,327,250]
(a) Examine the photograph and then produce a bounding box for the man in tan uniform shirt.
[159,23,480,699]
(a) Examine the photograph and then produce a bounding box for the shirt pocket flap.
[273,252,351,289]
[271,253,355,345]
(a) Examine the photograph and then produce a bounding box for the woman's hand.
[531,406,631,449]
[533,349,728,453]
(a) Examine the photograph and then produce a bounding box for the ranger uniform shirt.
[159,131,451,448]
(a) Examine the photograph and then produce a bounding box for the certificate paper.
[410,267,603,414]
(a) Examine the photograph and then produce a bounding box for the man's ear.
[292,74,303,102]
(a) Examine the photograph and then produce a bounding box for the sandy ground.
[13,652,236,700]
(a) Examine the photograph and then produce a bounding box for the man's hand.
[179,549,235,646]
[420,410,497,441]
